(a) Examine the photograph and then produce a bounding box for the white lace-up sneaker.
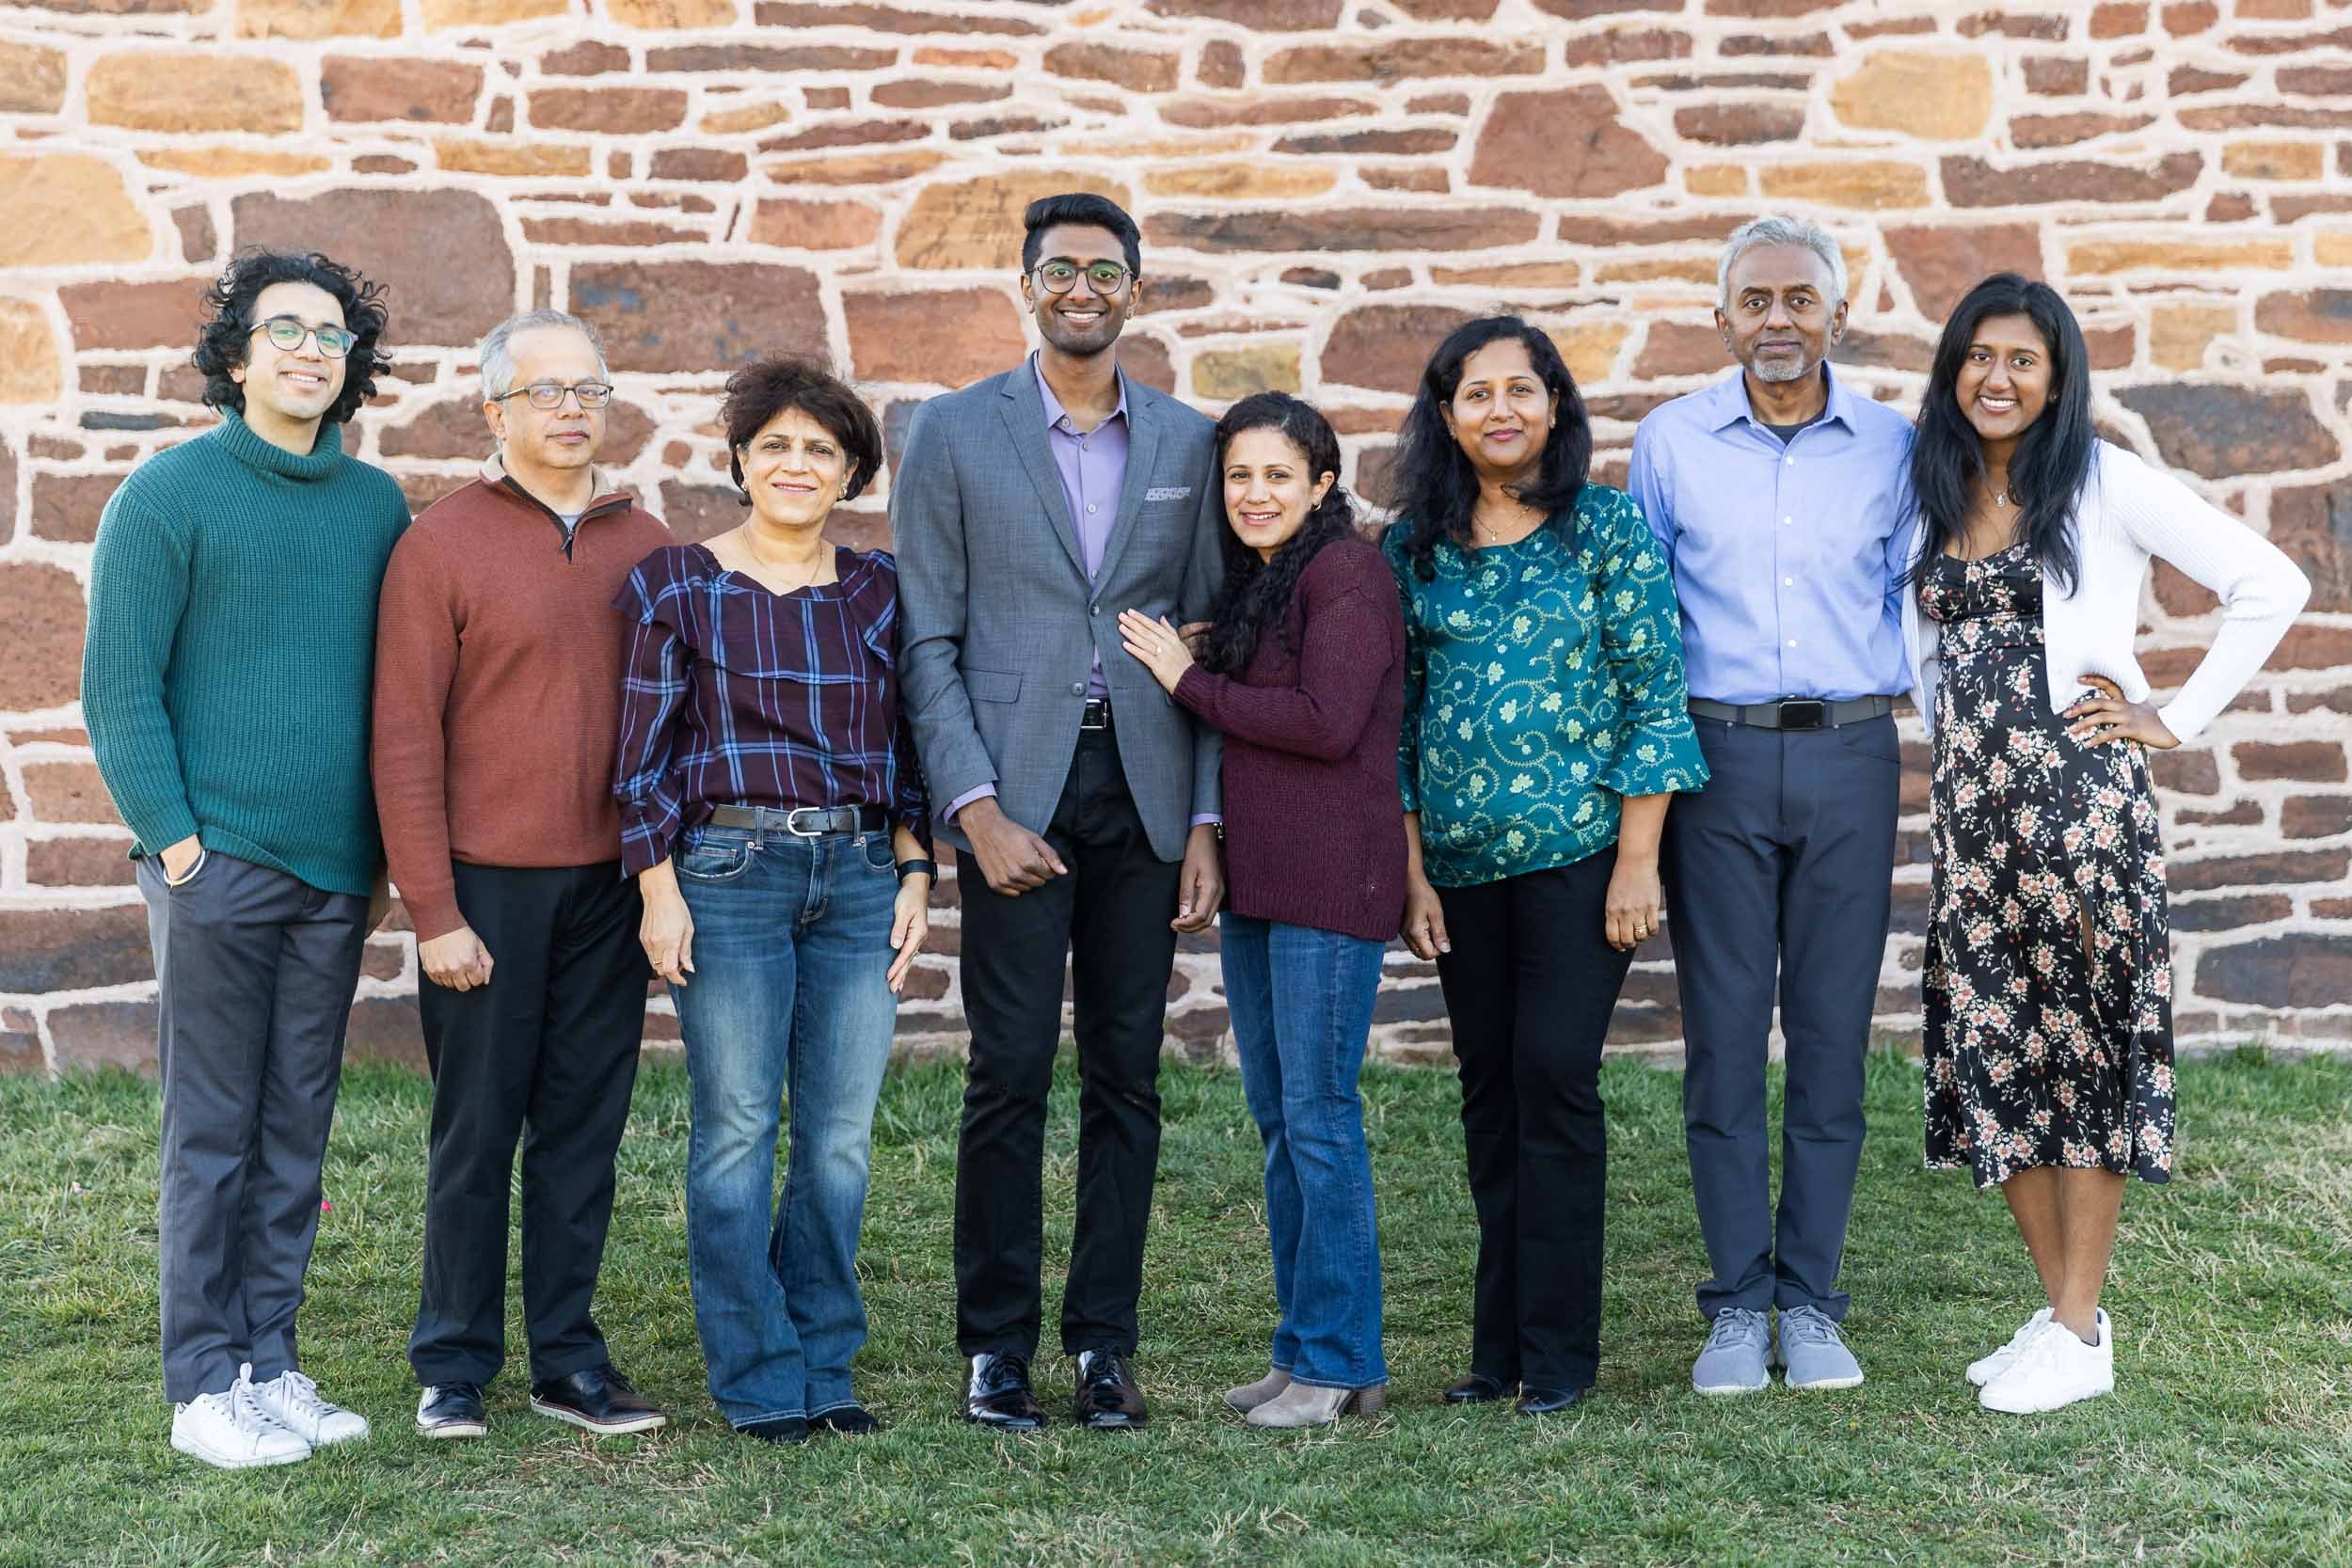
[170,1365,312,1468]
[1967,1307,2053,1387]
[1979,1310,2113,1415]
[251,1368,371,1447]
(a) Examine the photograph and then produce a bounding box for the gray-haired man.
[1629,216,1917,1396]
[372,309,672,1440]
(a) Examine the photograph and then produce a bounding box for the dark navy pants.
[1662,713,1899,1324]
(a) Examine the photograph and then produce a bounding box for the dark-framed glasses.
[250,315,357,358]
[1034,260,1132,296]
[493,381,615,411]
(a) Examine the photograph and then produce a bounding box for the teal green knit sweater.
[81,411,410,896]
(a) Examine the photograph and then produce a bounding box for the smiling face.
[1222,426,1335,563]
[230,279,348,436]
[484,325,608,478]
[1954,311,2054,454]
[1021,222,1138,358]
[1717,242,1846,385]
[739,404,852,532]
[1441,336,1558,483]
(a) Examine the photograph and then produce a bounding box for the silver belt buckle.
[785,807,829,838]
[1080,698,1111,731]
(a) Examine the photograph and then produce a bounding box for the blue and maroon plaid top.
[612,543,931,876]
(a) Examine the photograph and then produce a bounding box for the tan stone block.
[701,99,793,134]
[435,139,596,177]
[748,197,882,250]
[2150,303,2239,371]
[607,0,736,24]
[760,150,946,186]
[1087,134,1255,159]
[1757,161,1931,209]
[0,302,62,404]
[898,171,1133,271]
[845,288,1025,387]
[0,40,68,114]
[1594,258,1717,285]
[1549,322,1630,387]
[2220,141,2326,181]
[0,154,152,268]
[1431,261,1580,289]
[2316,231,2352,267]
[1685,164,1750,197]
[139,147,332,177]
[1191,344,1302,400]
[423,0,568,24]
[1142,164,1336,199]
[234,0,401,39]
[914,46,1019,71]
[2066,239,2294,274]
[87,54,304,134]
[1830,51,1994,140]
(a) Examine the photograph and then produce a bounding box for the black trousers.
[409,861,649,1386]
[954,727,1183,1359]
[1432,848,1631,1393]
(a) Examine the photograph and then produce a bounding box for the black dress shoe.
[417,1382,487,1439]
[1516,1385,1590,1417]
[739,1416,809,1445]
[1443,1373,1514,1404]
[964,1354,1045,1433]
[810,1403,879,1437]
[1073,1351,1149,1432]
[528,1364,668,1435]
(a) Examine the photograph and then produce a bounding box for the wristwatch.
[895,857,938,884]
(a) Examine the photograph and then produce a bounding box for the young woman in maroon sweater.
[1118,393,1406,1429]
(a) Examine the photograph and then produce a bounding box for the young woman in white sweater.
[1900,273,2309,1416]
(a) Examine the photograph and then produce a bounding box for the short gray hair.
[478,309,608,400]
[1718,215,1848,310]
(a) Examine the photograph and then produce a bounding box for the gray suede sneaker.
[1775,1305,1865,1390]
[1692,1307,1772,1394]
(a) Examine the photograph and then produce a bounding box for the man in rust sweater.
[372,310,672,1443]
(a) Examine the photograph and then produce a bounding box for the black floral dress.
[1917,544,2175,1189]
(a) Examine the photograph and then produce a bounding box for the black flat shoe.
[964,1354,1045,1433]
[1516,1385,1590,1417]
[1073,1350,1149,1432]
[528,1363,668,1435]
[1443,1373,1514,1404]
[417,1381,486,1439]
[810,1404,879,1437]
[739,1417,808,1445]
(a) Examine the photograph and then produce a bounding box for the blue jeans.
[1219,914,1388,1389]
[670,824,899,1427]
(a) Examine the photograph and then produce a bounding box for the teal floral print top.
[1385,483,1708,889]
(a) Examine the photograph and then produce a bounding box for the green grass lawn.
[2,1046,2347,1568]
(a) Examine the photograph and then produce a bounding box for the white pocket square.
[1144,485,1192,501]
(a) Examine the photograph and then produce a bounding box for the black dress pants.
[953,726,1183,1359]
[1432,847,1632,1393]
[409,861,649,1387]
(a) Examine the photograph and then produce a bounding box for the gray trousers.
[138,851,369,1403]
[1661,714,1899,1324]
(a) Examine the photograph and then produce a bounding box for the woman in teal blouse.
[1386,315,1706,1416]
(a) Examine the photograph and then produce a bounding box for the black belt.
[1687,695,1896,731]
[707,803,888,837]
[1080,696,1113,731]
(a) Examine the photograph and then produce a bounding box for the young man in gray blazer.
[894,192,1225,1433]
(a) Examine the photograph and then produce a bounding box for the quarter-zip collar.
[477,452,636,560]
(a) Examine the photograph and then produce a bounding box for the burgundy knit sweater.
[1173,538,1407,943]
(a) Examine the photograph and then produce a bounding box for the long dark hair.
[1909,272,2094,591]
[1386,314,1590,582]
[191,248,391,427]
[1200,393,1357,675]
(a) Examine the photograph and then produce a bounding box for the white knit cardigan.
[1900,439,2312,744]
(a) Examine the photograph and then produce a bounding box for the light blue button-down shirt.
[1628,363,1916,706]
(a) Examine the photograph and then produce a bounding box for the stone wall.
[3,0,2349,1076]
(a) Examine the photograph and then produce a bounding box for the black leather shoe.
[1073,1351,1149,1432]
[528,1364,668,1435]
[810,1403,879,1437]
[417,1382,487,1439]
[964,1354,1045,1433]
[739,1416,808,1445]
[1516,1385,1590,1417]
[1443,1373,1514,1404]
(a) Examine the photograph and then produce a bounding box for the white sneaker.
[170,1366,312,1469]
[1979,1310,2113,1414]
[1967,1307,2053,1387]
[250,1368,371,1447]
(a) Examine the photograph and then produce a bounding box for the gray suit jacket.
[893,361,1224,861]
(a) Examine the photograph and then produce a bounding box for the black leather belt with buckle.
[707,803,889,837]
[1686,695,1897,730]
[1080,697,1113,731]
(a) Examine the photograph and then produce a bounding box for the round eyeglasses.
[250,315,358,358]
[492,381,615,411]
[1033,261,1132,296]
